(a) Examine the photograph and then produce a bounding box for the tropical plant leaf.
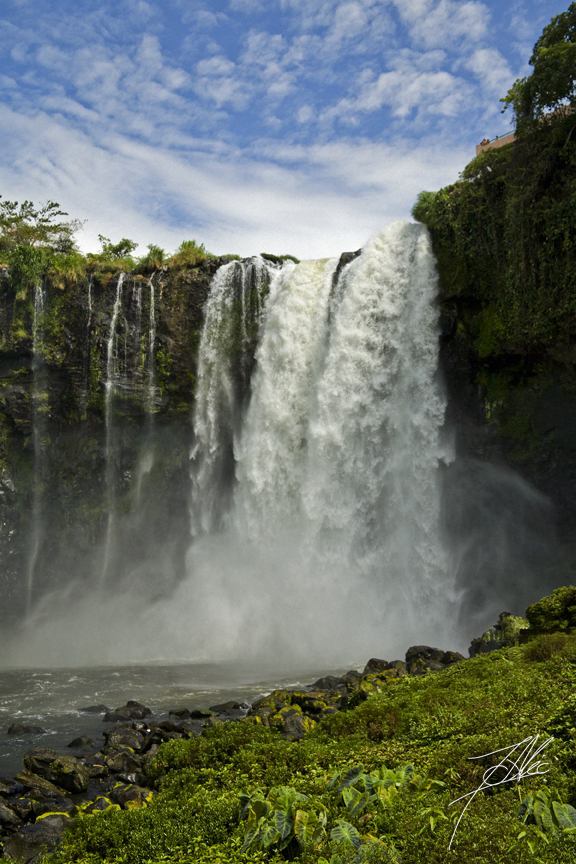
[342,787,370,817]
[260,823,280,849]
[337,765,365,794]
[552,800,576,830]
[240,816,265,853]
[330,819,361,851]
[273,808,294,841]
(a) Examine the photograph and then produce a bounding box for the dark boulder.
[208,700,241,713]
[7,723,46,735]
[169,708,190,719]
[104,701,152,722]
[67,736,97,748]
[23,747,90,794]
[79,705,110,714]
[0,801,21,829]
[103,727,144,752]
[1,815,69,859]
[405,646,445,676]
[310,675,346,691]
[363,658,389,675]
[13,771,66,798]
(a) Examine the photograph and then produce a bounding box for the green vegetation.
[42,590,576,864]
[412,3,576,462]
[501,3,576,131]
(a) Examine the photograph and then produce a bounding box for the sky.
[0,0,569,259]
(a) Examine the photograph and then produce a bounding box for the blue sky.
[0,0,568,258]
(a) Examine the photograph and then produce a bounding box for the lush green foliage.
[501,3,576,129]
[48,629,576,864]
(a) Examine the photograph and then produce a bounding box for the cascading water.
[100,273,126,584]
[180,221,453,663]
[26,282,48,613]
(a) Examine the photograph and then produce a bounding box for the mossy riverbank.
[2,589,576,864]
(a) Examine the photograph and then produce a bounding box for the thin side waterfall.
[191,258,278,535]
[81,274,93,415]
[101,273,126,585]
[26,282,48,613]
[135,274,157,507]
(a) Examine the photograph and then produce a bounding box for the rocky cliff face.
[0,259,233,624]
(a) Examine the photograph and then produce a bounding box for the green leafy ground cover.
[47,621,576,864]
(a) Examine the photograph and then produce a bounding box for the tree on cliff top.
[0,197,82,260]
[502,2,576,130]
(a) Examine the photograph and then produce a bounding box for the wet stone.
[0,801,21,829]
[79,705,110,714]
[7,723,46,735]
[67,736,97,748]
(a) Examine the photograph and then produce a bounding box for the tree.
[501,2,576,130]
[96,235,139,260]
[0,197,82,258]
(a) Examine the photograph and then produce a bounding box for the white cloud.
[464,47,514,97]
[0,102,472,259]
[395,0,490,49]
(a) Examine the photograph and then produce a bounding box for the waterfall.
[26,282,48,612]
[191,258,278,535]
[134,274,157,507]
[182,222,452,663]
[10,223,454,666]
[101,273,126,584]
[81,274,93,415]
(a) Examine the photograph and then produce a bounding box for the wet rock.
[105,749,143,775]
[310,675,346,691]
[405,646,446,676]
[7,723,46,735]
[189,709,211,719]
[203,716,223,728]
[208,700,241,713]
[84,755,109,778]
[289,691,330,714]
[79,705,110,714]
[469,612,530,656]
[251,690,292,712]
[387,660,408,676]
[32,795,76,818]
[103,727,144,752]
[0,778,11,796]
[1,817,66,860]
[23,748,90,793]
[0,801,21,829]
[83,796,117,814]
[342,671,362,690]
[14,771,66,798]
[169,708,190,719]
[111,784,152,809]
[2,798,33,821]
[363,658,389,675]
[441,651,465,666]
[282,713,317,741]
[104,701,152,722]
[67,736,97,748]
[358,670,403,694]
